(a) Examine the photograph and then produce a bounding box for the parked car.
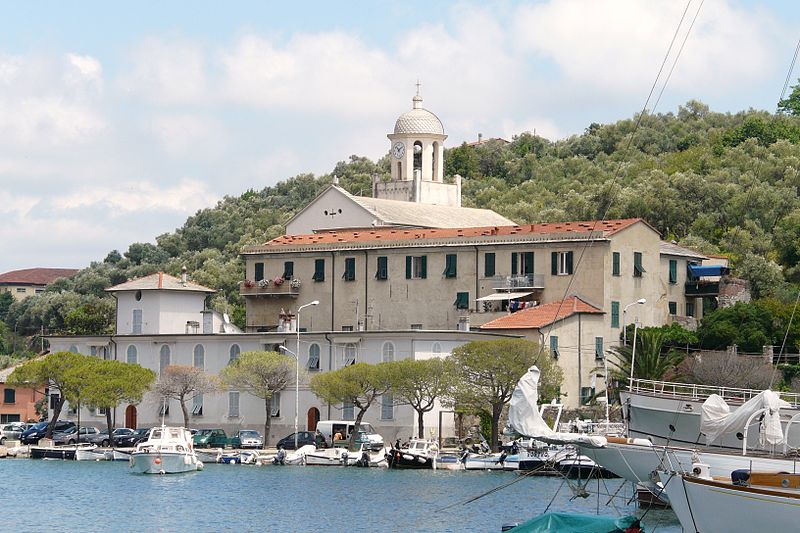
[0,423,32,444]
[115,428,151,448]
[193,428,229,448]
[88,427,134,446]
[21,420,76,444]
[276,431,316,450]
[52,426,101,445]
[233,430,264,449]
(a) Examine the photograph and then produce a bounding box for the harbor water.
[0,459,681,532]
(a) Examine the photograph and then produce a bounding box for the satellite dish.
[223,313,231,324]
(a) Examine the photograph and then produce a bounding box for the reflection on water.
[0,460,681,532]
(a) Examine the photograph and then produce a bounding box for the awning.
[332,336,362,344]
[688,264,730,278]
[476,291,532,302]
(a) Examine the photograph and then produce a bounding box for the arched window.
[69,345,79,353]
[413,141,423,172]
[344,343,357,366]
[159,345,170,373]
[308,343,320,370]
[229,344,240,364]
[126,345,138,365]
[432,141,440,181]
[432,342,442,355]
[382,342,395,362]
[193,344,205,369]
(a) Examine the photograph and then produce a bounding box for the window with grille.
[126,345,137,365]
[132,309,142,334]
[229,344,240,364]
[193,344,205,369]
[381,393,394,420]
[159,345,170,373]
[308,343,321,370]
[382,342,395,362]
[228,391,240,418]
[344,343,357,366]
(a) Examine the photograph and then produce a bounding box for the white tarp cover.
[700,390,790,446]
[475,291,532,302]
[507,366,607,448]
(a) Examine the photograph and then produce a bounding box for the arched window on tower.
[413,141,423,173]
[432,141,440,181]
[397,161,402,179]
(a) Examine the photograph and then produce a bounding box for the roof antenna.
[415,78,421,96]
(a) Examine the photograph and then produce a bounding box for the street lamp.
[288,300,319,450]
[622,298,646,346]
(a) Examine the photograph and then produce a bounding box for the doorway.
[307,407,320,431]
[125,405,137,429]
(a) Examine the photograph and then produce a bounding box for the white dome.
[393,95,445,136]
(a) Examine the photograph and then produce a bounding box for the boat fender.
[403,454,414,461]
[691,462,711,479]
[154,457,161,465]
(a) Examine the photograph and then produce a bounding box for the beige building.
[0,268,79,301]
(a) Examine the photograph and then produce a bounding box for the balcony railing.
[239,281,299,298]
[491,273,545,290]
[685,280,720,296]
[627,378,800,407]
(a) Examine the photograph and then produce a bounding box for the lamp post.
[629,319,641,381]
[289,300,319,450]
[622,298,646,346]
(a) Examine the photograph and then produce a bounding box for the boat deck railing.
[627,378,800,407]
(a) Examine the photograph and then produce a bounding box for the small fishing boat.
[30,443,97,460]
[129,426,203,474]
[112,449,132,461]
[462,450,509,471]
[503,512,643,532]
[387,438,438,469]
[75,447,112,461]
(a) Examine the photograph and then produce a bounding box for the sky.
[1,0,799,274]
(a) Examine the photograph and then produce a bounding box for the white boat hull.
[463,453,508,470]
[129,451,203,474]
[75,448,111,461]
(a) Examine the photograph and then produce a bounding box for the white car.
[236,430,264,449]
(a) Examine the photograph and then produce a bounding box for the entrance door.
[307,407,320,431]
[125,405,137,429]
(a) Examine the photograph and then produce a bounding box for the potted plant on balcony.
[290,278,301,289]
[243,279,255,288]
[258,278,270,288]
[273,276,285,286]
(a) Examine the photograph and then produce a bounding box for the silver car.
[236,430,264,449]
[0,423,32,444]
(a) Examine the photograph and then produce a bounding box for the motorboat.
[462,450,510,471]
[387,439,439,469]
[75,447,112,461]
[503,512,643,533]
[301,444,387,467]
[111,449,132,461]
[129,426,203,474]
[30,443,96,460]
[555,452,617,479]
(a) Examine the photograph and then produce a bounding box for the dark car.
[21,420,76,444]
[52,426,101,445]
[115,428,151,448]
[88,427,133,446]
[276,431,316,450]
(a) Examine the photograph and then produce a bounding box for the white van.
[316,420,384,450]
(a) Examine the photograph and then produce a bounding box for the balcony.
[685,280,719,297]
[239,280,300,298]
[491,273,545,290]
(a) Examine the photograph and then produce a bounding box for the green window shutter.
[549,336,559,359]
[485,253,495,277]
[566,251,574,274]
[455,292,469,309]
[595,337,604,359]
[405,256,412,279]
[523,252,534,274]
[668,301,677,315]
[420,256,427,279]
[444,254,457,278]
[669,260,677,284]
[343,258,356,281]
[254,262,264,282]
[376,256,388,280]
[313,259,325,282]
[283,261,294,279]
[551,252,558,275]
[612,252,620,276]
[511,253,518,275]
[611,301,620,328]
[686,302,695,317]
[633,252,645,277]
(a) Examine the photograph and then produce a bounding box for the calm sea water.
[0,459,681,532]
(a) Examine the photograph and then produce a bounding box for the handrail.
[627,378,800,407]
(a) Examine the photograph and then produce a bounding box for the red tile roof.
[479,296,603,330]
[0,268,79,286]
[262,218,643,248]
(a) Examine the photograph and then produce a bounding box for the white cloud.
[150,114,226,157]
[0,96,105,147]
[0,191,39,220]
[65,53,103,88]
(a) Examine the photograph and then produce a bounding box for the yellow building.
[0,268,79,301]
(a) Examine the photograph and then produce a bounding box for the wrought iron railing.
[491,273,545,289]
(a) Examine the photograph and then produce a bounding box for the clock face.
[392,142,406,159]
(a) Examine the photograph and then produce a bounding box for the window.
[342,401,354,420]
[432,342,442,355]
[344,343,357,366]
[0,414,20,423]
[132,309,142,334]
[552,251,574,275]
[229,344,240,364]
[512,252,535,275]
[611,301,620,328]
[69,345,79,353]
[410,324,423,330]
[633,252,645,277]
[271,392,281,417]
[4,389,15,404]
[159,345,170,373]
[595,337,604,360]
[612,252,620,276]
[405,256,427,279]
[254,262,264,282]
[126,345,138,365]
[376,256,388,280]
[382,342,395,362]
[283,261,294,279]
[443,254,457,278]
[343,257,356,281]
[580,387,595,406]
[484,253,496,277]
[308,343,321,370]
[313,259,325,282]
[228,391,240,418]
[668,301,677,315]
[549,336,560,359]
[35,288,44,294]
[193,344,205,369]
[341,325,354,332]
[15,287,25,293]
[454,292,469,310]
[668,259,678,284]
[50,394,60,409]
[686,302,695,317]
[158,402,169,416]
[381,393,394,420]
[192,394,203,416]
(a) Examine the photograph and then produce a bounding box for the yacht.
[129,426,203,474]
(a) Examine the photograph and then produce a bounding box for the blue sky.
[1,0,798,274]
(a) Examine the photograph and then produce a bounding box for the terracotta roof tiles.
[0,268,79,286]
[479,296,603,330]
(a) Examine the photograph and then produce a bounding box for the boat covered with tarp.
[506,512,642,532]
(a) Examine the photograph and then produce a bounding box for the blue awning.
[688,264,730,278]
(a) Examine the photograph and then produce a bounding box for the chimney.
[181,265,188,285]
[457,315,470,332]
[478,133,483,143]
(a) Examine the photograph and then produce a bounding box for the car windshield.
[240,431,259,438]
[113,428,131,435]
[30,422,48,430]
[196,429,213,436]
[358,423,375,433]
[134,429,149,436]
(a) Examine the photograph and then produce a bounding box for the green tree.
[698,302,776,353]
[778,80,800,115]
[219,351,295,447]
[606,329,684,382]
[310,362,392,450]
[63,301,115,335]
[0,291,13,322]
[154,365,218,428]
[82,359,156,445]
[385,358,454,438]
[7,352,95,437]
[446,339,562,451]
